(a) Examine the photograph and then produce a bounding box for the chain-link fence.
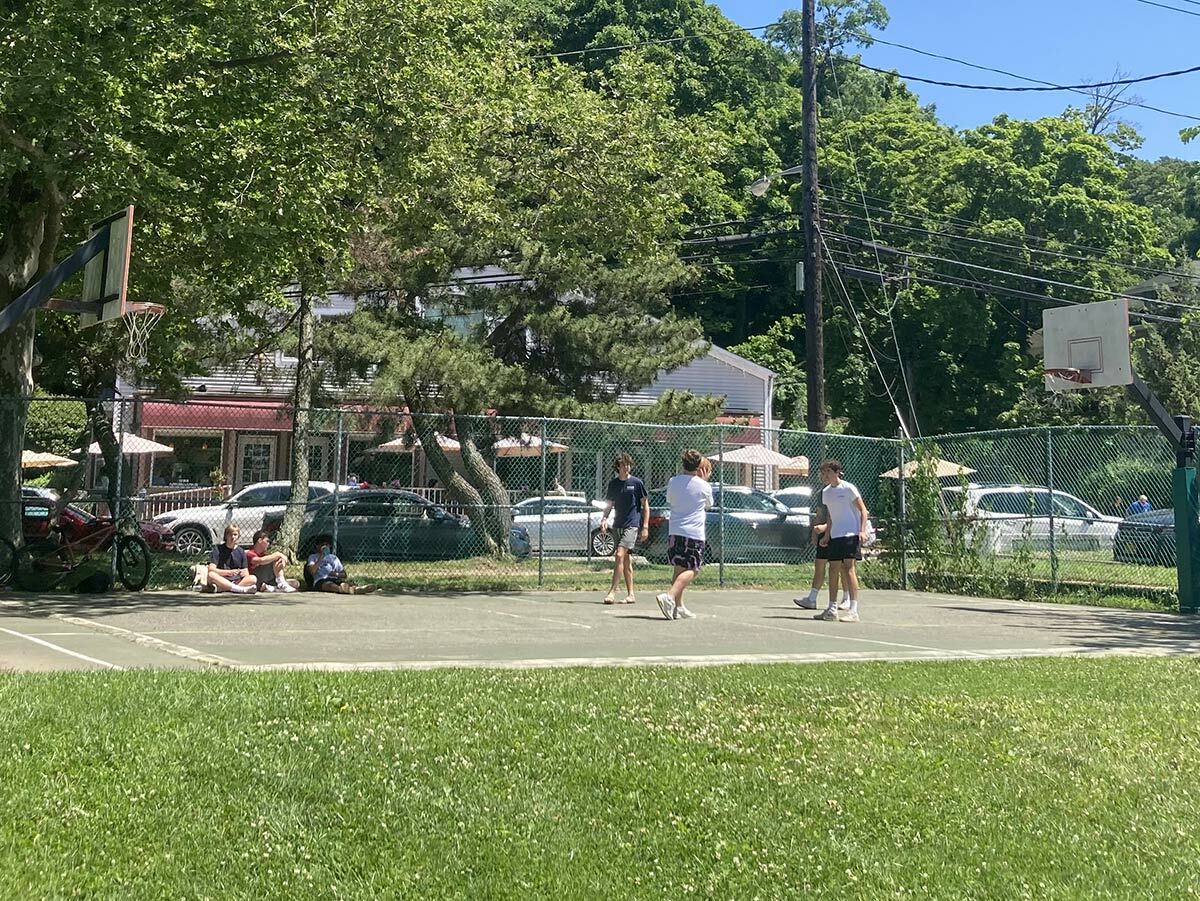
[1,395,1182,605]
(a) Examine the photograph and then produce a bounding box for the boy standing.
[794,499,849,610]
[655,449,714,621]
[599,452,650,605]
[812,459,869,623]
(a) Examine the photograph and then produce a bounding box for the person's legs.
[622,549,635,600]
[211,572,257,594]
[208,573,237,592]
[318,579,351,594]
[669,566,698,604]
[815,560,842,620]
[840,558,861,622]
[605,544,624,603]
[796,558,827,608]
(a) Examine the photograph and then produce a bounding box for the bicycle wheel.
[116,534,152,591]
[15,540,69,592]
[0,537,15,587]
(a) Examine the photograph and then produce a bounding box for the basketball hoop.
[121,302,164,368]
[1044,367,1093,393]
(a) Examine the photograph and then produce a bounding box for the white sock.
[231,584,252,594]
[850,598,859,613]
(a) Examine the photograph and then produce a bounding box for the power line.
[1134,0,1200,17]
[868,37,1200,123]
[853,59,1200,92]
[532,23,773,60]
[818,183,1200,285]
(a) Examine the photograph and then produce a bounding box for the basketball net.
[118,303,164,380]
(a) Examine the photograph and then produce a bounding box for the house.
[122,281,777,496]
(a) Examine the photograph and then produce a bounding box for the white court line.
[0,626,124,670]
[52,615,240,668]
[718,616,989,657]
[460,607,594,630]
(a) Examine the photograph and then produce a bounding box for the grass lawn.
[2,658,1198,898]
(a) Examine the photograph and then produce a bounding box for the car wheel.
[591,529,615,557]
[173,526,210,556]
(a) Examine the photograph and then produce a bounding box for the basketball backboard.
[1042,299,1131,393]
[79,206,135,328]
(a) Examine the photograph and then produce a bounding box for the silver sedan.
[512,496,612,555]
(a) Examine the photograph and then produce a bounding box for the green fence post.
[897,437,908,591]
[1173,416,1199,614]
[717,427,725,588]
[538,418,546,588]
[331,411,344,554]
[1047,428,1058,588]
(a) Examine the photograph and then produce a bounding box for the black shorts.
[314,576,345,589]
[814,540,831,560]
[826,536,862,562]
[667,535,706,571]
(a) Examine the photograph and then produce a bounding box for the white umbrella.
[493,433,568,457]
[881,458,975,479]
[708,444,797,468]
[21,450,78,469]
[86,434,174,455]
[371,432,461,453]
[779,455,810,476]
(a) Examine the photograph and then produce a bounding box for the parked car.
[22,495,174,552]
[153,480,345,556]
[770,485,815,518]
[264,489,531,561]
[642,484,812,564]
[942,484,1121,553]
[1114,508,1176,566]
[512,496,611,555]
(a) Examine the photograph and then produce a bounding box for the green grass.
[2,659,1199,898]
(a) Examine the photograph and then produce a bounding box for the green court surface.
[2,587,1198,672]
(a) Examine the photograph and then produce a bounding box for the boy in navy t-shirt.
[599,451,649,605]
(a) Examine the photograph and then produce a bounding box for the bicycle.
[14,514,152,592]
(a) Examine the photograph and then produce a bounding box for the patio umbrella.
[85,434,174,455]
[778,455,810,476]
[370,432,461,453]
[708,444,797,468]
[880,458,975,479]
[21,450,77,469]
[493,434,568,458]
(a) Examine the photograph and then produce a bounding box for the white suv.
[154,480,345,555]
[943,484,1120,554]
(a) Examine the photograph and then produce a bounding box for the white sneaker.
[259,583,275,592]
[276,579,297,593]
[231,584,256,594]
[656,593,675,620]
[793,596,818,609]
[838,595,852,611]
[673,605,696,620]
[839,609,860,623]
[813,608,838,621]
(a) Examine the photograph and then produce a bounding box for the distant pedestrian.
[600,452,649,605]
[655,450,714,621]
[793,499,849,611]
[1128,495,1153,516]
[811,459,869,623]
[549,477,567,496]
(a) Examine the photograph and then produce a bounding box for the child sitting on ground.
[304,542,376,594]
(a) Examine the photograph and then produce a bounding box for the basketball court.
[2,588,1198,672]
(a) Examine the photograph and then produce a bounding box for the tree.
[729,315,806,427]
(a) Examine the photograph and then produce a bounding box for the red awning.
[141,400,294,433]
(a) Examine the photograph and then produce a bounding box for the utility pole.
[801,0,827,432]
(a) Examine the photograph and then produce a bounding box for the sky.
[715,0,1200,161]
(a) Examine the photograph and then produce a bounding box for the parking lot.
[2,587,1198,672]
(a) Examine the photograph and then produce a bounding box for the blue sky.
[716,0,1200,161]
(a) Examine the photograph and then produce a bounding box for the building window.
[151,433,222,487]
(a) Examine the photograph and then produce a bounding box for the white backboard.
[79,206,134,328]
[1042,299,1131,392]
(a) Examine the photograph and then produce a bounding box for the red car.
[22,496,174,552]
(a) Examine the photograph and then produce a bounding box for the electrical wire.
[1133,0,1200,17]
[532,23,773,59]
[853,59,1200,92]
[868,36,1200,122]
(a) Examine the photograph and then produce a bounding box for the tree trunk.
[411,412,498,555]
[453,415,512,555]
[276,290,316,559]
[0,174,60,545]
[84,397,134,533]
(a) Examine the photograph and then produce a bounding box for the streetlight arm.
[748,163,805,197]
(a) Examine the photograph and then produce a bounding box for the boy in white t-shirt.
[812,459,869,623]
[656,449,714,621]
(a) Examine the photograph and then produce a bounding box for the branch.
[0,118,56,172]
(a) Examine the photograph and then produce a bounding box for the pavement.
[1,588,1198,672]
